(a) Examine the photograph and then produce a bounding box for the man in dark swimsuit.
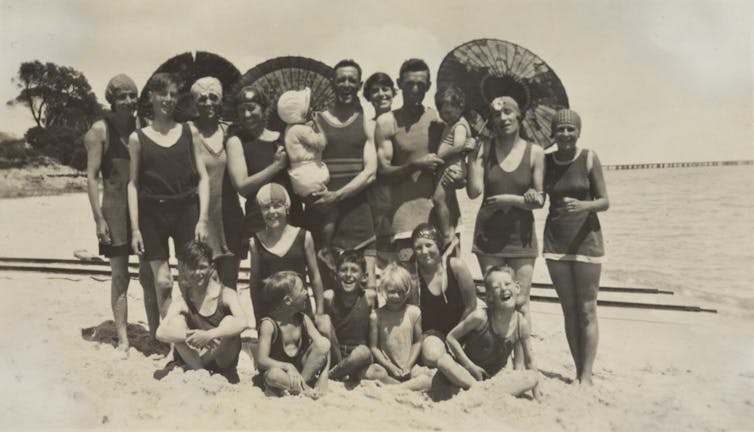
[374,59,462,267]
[310,59,378,287]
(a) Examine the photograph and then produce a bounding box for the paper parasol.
[229,56,336,133]
[138,51,241,122]
[437,39,569,148]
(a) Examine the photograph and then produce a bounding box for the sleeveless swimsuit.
[312,111,375,251]
[261,312,312,372]
[462,315,514,376]
[330,289,371,356]
[419,265,465,337]
[543,150,604,263]
[99,115,135,257]
[472,142,538,258]
[137,123,199,260]
[250,228,308,323]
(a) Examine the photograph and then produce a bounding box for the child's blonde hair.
[483,265,517,303]
[378,262,413,299]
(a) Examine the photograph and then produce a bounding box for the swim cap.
[190,76,222,101]
[256,182,291,208]
[277,88,311,125]
[105,74,137,104]
[490,96,520,114]
[235,86,269,109]
[411,223,441,247]
[551,109,582,132]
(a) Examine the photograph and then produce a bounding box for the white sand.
[1,194,753,430]
[0,271,752,430]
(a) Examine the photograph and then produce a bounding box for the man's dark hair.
[146,72,181,94]
[398,58,430,80]
[333,59,362,80]
[336,249,366,273]
[181,240,213,270]
[435,84,466,110]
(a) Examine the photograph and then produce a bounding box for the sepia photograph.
[0,0,752,430]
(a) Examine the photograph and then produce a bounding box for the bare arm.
[248,238,263,307]
[437,124,471,161]
[449,257,478,320]
[446,310,487,372]
[587,150,609,212]
[225,135,286,197]
[126,132,144,254]
[210,287,251,338]
[375,113,442,180]
[84,121,106,222]
[466,137,486,198]
[190,125,210,232]
[369,311,398,372]
[406,307,423,369]
[255,319,295,371]
[304,231,325,315]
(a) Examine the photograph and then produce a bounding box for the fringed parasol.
[437,39,569,147]
[229,56,335,133]
[138,51,241,122]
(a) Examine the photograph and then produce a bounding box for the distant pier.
[604,160,753,171]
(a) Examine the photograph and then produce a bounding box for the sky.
[1,0,752,164]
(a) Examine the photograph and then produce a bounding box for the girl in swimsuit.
[248,183,325,330]
[255,271,330,399]
[446,265,541,399]
[467,95,545,369]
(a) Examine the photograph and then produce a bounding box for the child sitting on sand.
[363,263,433,391]
[277,88,339,257]
[445,265,541,399]
[433,85,475,246]
[322,250,376,381]
[255,271,331,399]
[155,240,247,379]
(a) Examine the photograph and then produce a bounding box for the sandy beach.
[0,271,752,430]
[0,192,752,430]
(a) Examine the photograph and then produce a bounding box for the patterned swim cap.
[551,109,582,132]
[256,182,291,208]
[190,76,222,101]
[105,74,137,104]
[490,96,520,114]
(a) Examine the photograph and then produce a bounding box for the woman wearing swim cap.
[127,72,210,321]
[247,183,324,328]
[467,95,545,370]
[85,74,154,354]
[411,223,478,388]
[543,109,609,386]
[187,77,244,290]
[225,86,304,241]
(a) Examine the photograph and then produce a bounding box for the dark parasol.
[437,38,569,148]
[228,56,336,133]
[138,51,241,123]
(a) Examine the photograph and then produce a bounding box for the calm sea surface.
[456,166,754,316]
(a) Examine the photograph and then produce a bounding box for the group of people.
[84,57,609,400]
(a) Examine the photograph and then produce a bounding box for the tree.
[7,61,102,130]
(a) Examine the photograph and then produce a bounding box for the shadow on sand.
[81,320,170,357]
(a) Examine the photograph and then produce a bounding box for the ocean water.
[455,166,754,316]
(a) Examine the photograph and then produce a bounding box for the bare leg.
[300,336,330,383]
[364,253,377,291]
[546,259,580,380]
[432,183,454,246]
[330,345,372,381]
[422,335,475,389]
[109,255,130,352]
[573,262,601,386]
[138,256,159,338]
[507,257,535,370]
[496,370,540,397]
[363,364,401,385]
[149,260,173,319]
